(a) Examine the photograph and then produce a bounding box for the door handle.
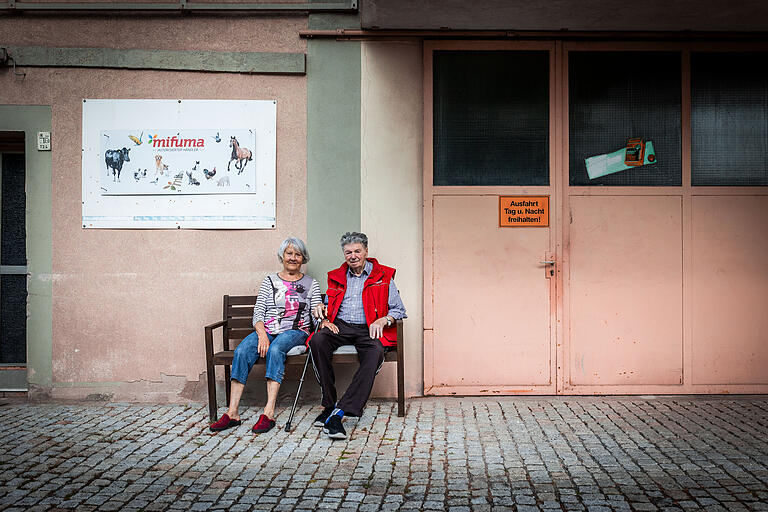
[542,253,556,278]
[541,259,556,278]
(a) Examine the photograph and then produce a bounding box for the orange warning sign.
[499,196,549,227]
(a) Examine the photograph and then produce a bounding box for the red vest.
[326,258,398,347]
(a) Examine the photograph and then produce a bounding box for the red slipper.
[209,413,241,432]
[252,414,276,434]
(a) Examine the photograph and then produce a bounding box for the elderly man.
[310,232,406,440]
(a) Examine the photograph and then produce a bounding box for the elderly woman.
[210,237,321,434]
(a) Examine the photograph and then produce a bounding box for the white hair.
[277,237,310,263]
[340,231,368,250]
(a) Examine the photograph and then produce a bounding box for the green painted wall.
[5,46,306,74]
[306,12,362,283]
[0,106,53,397]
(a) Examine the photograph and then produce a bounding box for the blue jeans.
[231,329,308,385]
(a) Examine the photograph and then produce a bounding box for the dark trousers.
[309,319,385,417]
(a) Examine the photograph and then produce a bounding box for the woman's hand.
[257,333,270,358]
[312,304,327,319]
[369,317,389,339]
[320,319,339,334]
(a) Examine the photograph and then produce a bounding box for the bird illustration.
[204,167,216,179]
[128,131,143,146]
[212,132,221,143]
[150,177,159,184]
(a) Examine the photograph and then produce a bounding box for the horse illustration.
[228,136,253,174]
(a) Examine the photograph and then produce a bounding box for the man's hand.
[369,317,389,339]
[312,304,327,319]
[320,319,339,334]
[257,333,270,358]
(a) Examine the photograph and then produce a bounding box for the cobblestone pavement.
[1,396,767,511]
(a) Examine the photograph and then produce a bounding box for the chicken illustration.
[204,167,217,179]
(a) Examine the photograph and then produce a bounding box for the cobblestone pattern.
[1,397,767,511]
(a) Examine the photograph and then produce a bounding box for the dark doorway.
[0,131,27,390]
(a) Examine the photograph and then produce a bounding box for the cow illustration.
[105,147,130,182]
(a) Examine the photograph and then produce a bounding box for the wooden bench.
[204,294,405,423]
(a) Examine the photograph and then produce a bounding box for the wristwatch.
[385,316,392,327]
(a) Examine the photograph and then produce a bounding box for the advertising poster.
[82,99,276,229]
[100,129,256,195]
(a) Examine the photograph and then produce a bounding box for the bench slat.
[213,349,398,365]
[214,351,309,365]
[227,328,254,341]
[228,317,255,329]
[227,295,258,305]
[228,306,254,319]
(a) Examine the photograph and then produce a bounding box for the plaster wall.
[361,41,423,398]
[0,16,308,401]
[0,15,305,53]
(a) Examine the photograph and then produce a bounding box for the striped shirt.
[337,260,407,324]
[253,273,321,335]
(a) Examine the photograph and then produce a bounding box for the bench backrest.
[223,295,257,350]
[222,293,396,351]
[222,293,328,350]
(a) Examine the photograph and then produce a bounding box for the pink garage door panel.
[432,195,552,388]
[569,196,683,386]
[692,196,768,385]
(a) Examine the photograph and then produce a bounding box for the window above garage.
[433,50,550,186]
[691,52,768,186]
[568,51,682,187]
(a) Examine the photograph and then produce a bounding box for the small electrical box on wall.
[37,131,51,151]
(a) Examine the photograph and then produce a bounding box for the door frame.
[422,41,563,395]
[0,106,53,396]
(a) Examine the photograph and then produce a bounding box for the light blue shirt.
[337,260,407,325]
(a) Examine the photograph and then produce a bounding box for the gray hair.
[277,237,310,263]
[340,231,368,249]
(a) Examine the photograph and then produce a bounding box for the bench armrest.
[204,319,227,355]
[205,319,227,331]
[394,319,405,417]
[395,319,404,344]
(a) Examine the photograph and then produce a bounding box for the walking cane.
[284,317,322,432]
